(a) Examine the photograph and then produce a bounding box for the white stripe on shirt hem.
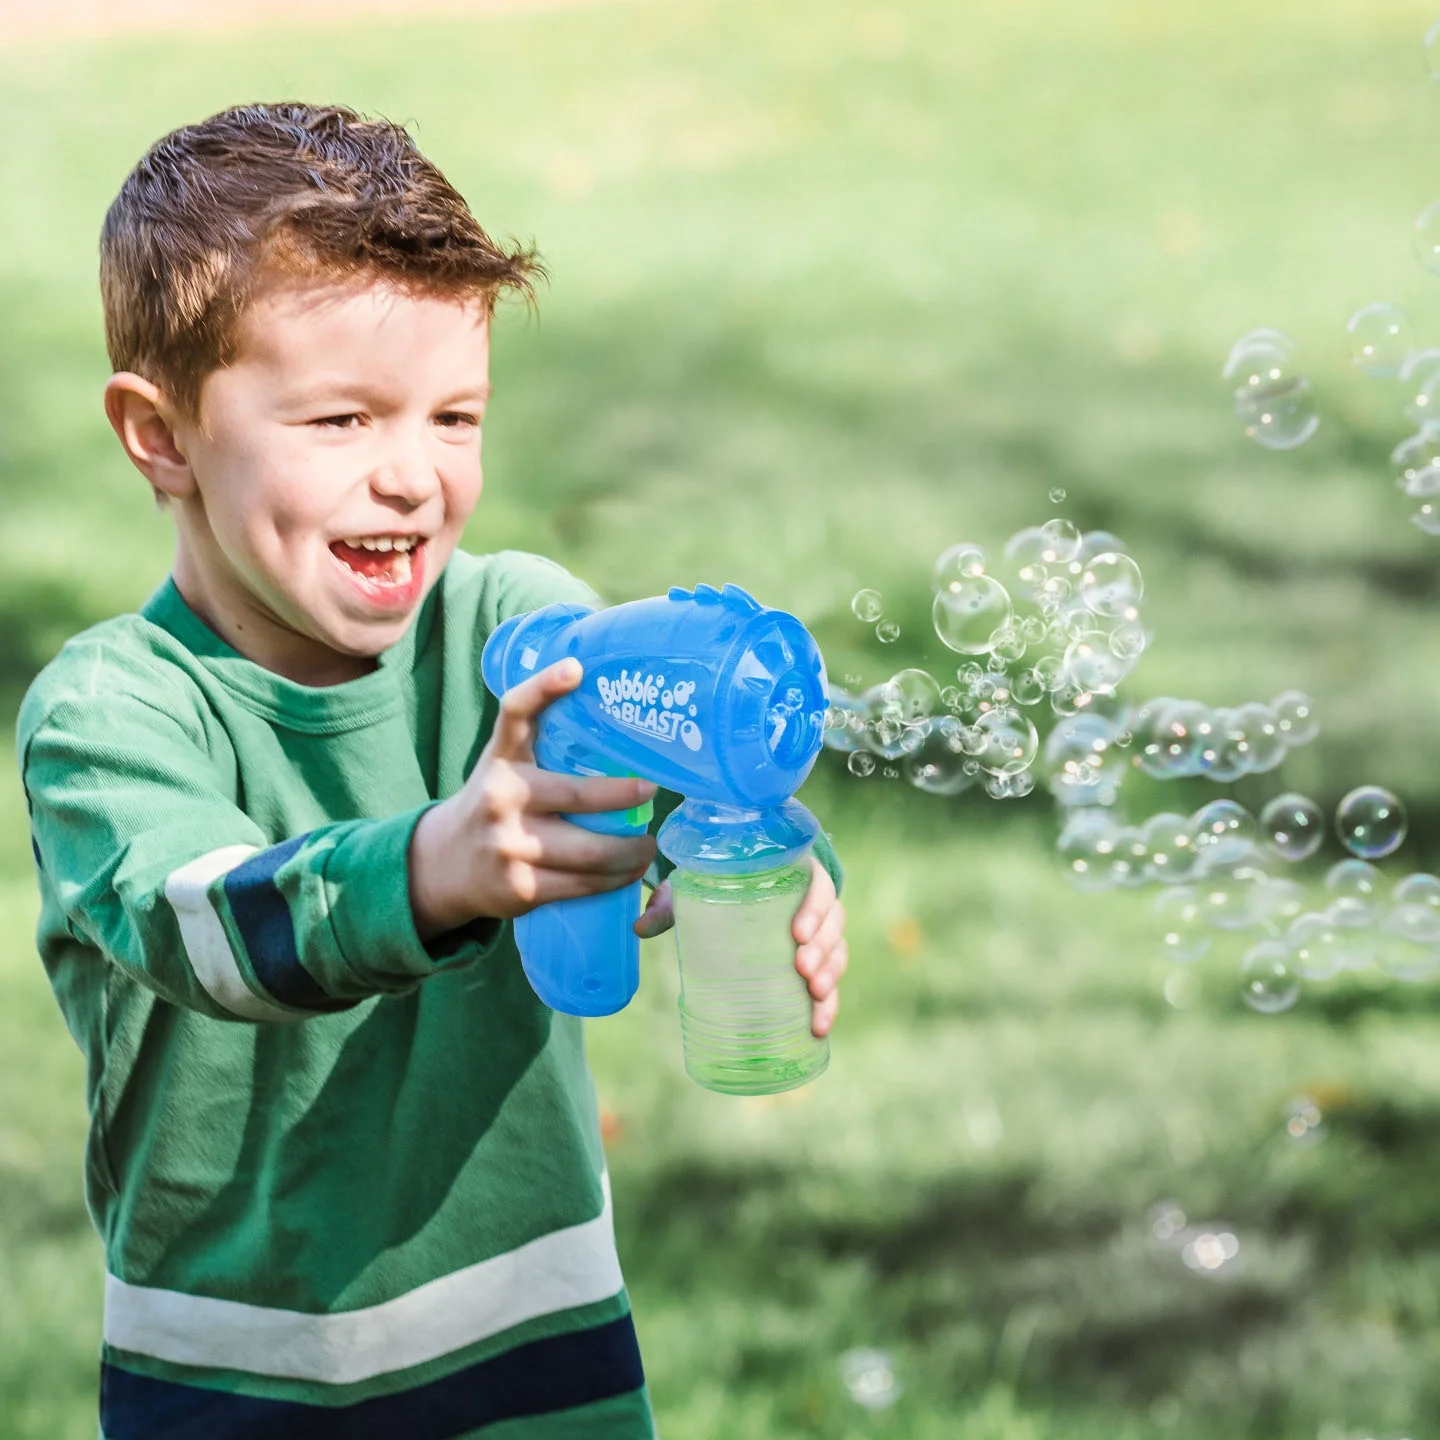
[163,845,296,1022]
[102,1174,625,1385]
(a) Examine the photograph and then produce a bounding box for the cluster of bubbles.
[829,524,1150,798]
[1387,350,1440,535]
[1223,329,1319,450]
[837,1348,900,1410]
[1057,788,1406,895]
[1148,1200,1242,1279]
[1126,691,1318,782]
[1061,784,1432,1015]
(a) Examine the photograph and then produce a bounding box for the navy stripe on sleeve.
[101,1312,647,1439]
[222,834,349,1011]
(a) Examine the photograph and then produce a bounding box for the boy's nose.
[370,448,440,506]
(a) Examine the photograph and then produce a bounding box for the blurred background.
[3,0,1440,1435]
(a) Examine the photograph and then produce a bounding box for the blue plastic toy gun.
[480,583,829,1017]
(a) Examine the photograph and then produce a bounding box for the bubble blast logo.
[596,670,703,751]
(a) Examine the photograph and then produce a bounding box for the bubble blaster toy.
[482,583,833,1094]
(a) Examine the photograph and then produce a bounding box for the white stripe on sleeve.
[104,1174,625,1384]
[163,845,297,1022]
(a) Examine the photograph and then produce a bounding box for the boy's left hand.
[635,858,848,1038]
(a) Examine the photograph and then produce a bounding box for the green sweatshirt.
[16,549,840,1440]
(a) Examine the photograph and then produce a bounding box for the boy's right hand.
[408,658,657,940]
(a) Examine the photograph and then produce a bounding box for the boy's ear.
[103,373,197,502]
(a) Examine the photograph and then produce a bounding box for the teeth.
[340,535,421,552]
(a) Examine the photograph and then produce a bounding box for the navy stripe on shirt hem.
[101,1311,646,1439]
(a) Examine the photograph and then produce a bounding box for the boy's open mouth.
[329,534,425,588]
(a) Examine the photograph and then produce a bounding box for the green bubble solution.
[669,858,830,1096]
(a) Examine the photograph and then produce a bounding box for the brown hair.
[100,101,541,427]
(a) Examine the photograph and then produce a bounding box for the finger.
[490,658,585,761]
[526,768,658,817]
[634,880,674,938]
[521,854,657,909]
[498,819,656,877]
[812,987,840,1039]
[795,901,845,978]
[791,858,837,944]
[805,938,848,1002]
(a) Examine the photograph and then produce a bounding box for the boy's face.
[168,277,492,683]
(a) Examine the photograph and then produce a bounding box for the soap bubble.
[932,543,988,593]
[903,741,975,797]
[1223,329,1319,450]
[1038,518,1082,565]
[1428,17,1440,77]
[1048,486,1067,504]
[1063,631,1133,693]
[1324,857,1383,912]
[1347,302,1411,378]
[1337,786,1407,859]
[974,706,1039,776]
[847,751,876,777]
[1080,553,1144,617]
[1286,912,1346,982]
[1255,875,1306,925]
[1011,668,1047,706]
[1390,425,1440,493]
[876,620,901,644]
[1032,654,1065,692]
[1192,800,1257,865]
[989,625,1027,663]
[880,668,943,725]
[1240,940,1301,1014]
[1077,530,1130,565]
[1155,886,1211,962]
[1106,826,1150,889]
[839,1348,901,1410]
[1198,707,1245,782]
[1394,872,1440,911]
[1232,701,1285,773]
[1003,526,1046,567]
[1412,480,1440,535]
[1377,905,1440,982]
[1144,812,1203,884]
[1399,348,1440,423]
[1142,700,1210,777]
[1058,810,1116,891]
[1045,714,1125,807]
[1416,200,1440,275]
[851,588,884,623]
[932,575,1013,654]
[1108,622,1148,662]
[1272,690,1318,746]
[1260,793,1324,862]
[1200,863,1272,930]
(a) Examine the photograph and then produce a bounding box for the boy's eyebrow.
[286,380,494,405]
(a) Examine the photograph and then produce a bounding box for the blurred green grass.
[4,0,1440,1435]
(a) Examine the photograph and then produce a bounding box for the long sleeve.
[21,693,500,1023]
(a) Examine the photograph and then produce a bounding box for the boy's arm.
[22,693,499,1023]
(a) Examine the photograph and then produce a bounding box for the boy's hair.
[100,101,541,428]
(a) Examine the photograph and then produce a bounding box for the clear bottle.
[659,798,830,1096]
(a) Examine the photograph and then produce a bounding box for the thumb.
[634,878,674,939]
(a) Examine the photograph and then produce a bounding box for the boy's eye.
[437,412,480,429]
[314,414,362,429]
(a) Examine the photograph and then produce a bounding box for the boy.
[16,102,848,1438]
